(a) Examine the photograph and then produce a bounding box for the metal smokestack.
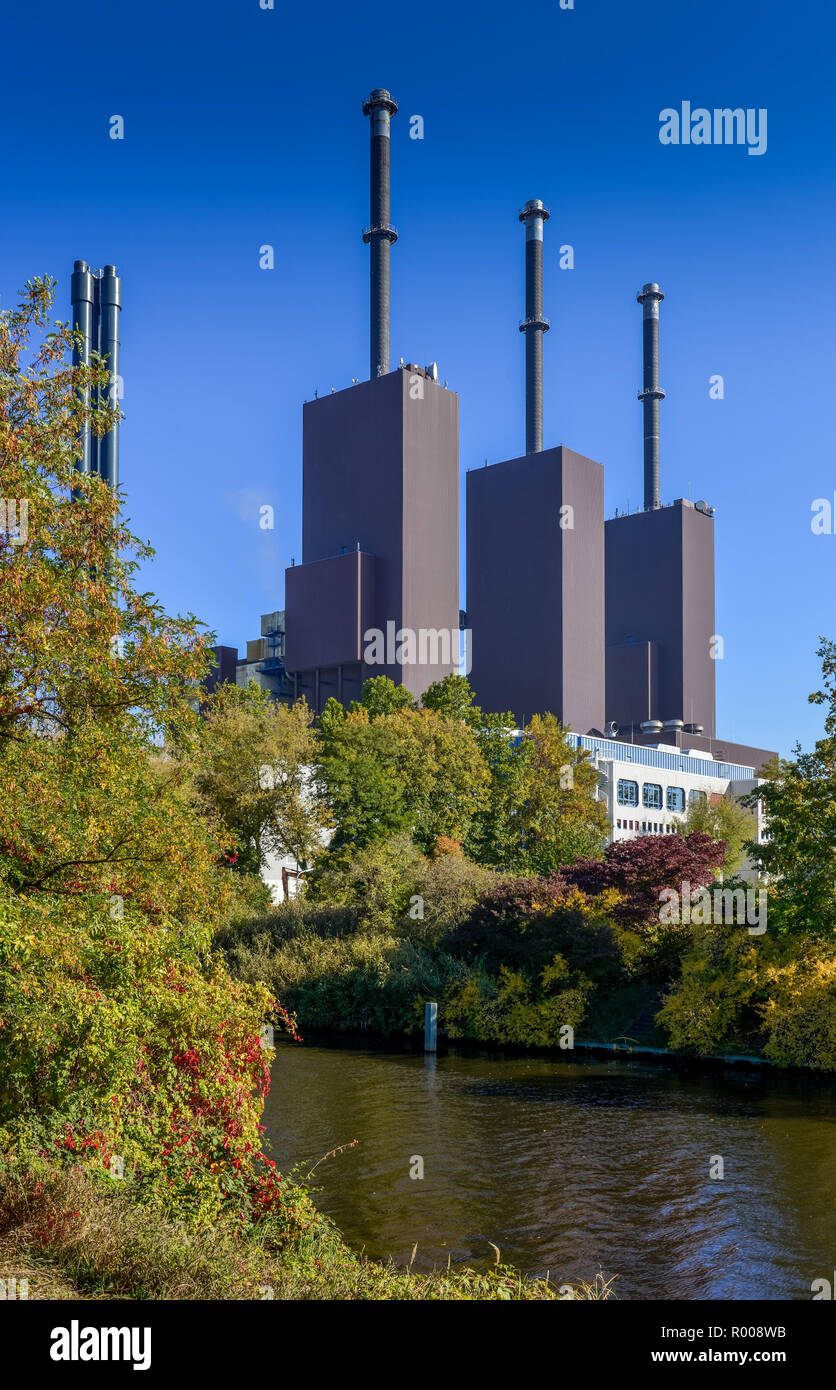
[98,265,122,489]
[362,88,398,380]
[518,199,550,454]
[70,260,95,474]
[70,261,122,488]
[637,281,665,510]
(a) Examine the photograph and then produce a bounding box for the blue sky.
[2,0,834,757]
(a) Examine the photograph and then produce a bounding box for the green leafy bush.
[0,888,311,1231]
[656,923,836,1070]
[442,960,593,1046]
[224,926,467,1035]
[307,833,424,932]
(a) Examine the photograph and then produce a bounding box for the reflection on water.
[262,1039,836,1299]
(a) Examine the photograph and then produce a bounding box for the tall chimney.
[70,260,95,474]
[70,261,122,488]
[518,199,550,454]
[637,282,665,510]
[362,88,398,380]
[97,265,122,489]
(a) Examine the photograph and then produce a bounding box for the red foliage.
[563,832,725,926]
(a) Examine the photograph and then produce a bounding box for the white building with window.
[566,733,767,850]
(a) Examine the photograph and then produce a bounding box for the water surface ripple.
[262,1040,836,1299]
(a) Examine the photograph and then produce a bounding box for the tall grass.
[0,1160,610,1301]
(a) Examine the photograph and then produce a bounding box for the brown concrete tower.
[283,90,460,712]
[605,284,717,739]
[466,201,606,729]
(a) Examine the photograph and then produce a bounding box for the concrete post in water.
[424,1001,437,1053]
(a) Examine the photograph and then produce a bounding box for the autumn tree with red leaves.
[0,278,298,1231]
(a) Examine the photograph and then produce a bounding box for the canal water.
[262,1038,836,1299]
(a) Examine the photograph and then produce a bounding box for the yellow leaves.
[541,953,570,988]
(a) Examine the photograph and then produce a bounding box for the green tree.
[352,674,416,719]
[189,682,329,877]
[308,833,423,932]
[470,714,607,874]
[742,637,836,937]
[0,277,220,921]
[516,715,608,873]
[421,672,482,726]
[682,792,757,877]
[464,712,530,867]
[0,277,296,1230]
[315,704,414,851]
[384,706,490,851]
[463,713,607,873]
[315,697,489,856]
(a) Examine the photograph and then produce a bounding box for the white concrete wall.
[591,754,765,849]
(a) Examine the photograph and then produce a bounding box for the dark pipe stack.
[518,199,550,454]
[70,261,122,488]
[362,89,398,381]
[637,282,665,511]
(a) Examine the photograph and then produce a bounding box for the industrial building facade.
[466,445,605,732]
[285,364,460,712]
[216,85,774,781]
[568,734,767,850]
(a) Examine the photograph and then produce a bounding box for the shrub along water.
[223,825,836,1070]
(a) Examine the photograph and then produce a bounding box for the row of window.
[616,819,678,835]
[616,779,708,812]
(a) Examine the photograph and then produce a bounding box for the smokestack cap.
[637,282,665,303]
[519,198,550,223]
[363,88,398,116]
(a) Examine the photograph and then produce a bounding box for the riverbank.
[218,858,836,1073]
[0,1160,607,1301]
[281,1024,787,1074]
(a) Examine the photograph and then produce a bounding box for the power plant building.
[466,446,605,731]
[219,85,775,779]
[282,90,460,712]
[285,365,460,711]
[466,199,605,732]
